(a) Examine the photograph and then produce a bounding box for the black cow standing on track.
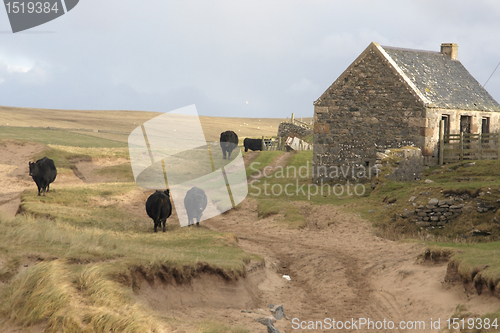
[184,186,207,226]
[28,157,57,196]
[220,130,239,159]
[243,138,263,152]
[146,190,172,233]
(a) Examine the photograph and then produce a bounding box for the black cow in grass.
[184,187,207,226]
[146,190,172,232]
[28,157,57,196]
[243,138,263,152]
[220,130,239,159]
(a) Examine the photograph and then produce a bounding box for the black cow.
[220,130,239,159]
[28,157,57,196]
[184,186,207,226]
[146,190,172,233]
[243,138,263,152]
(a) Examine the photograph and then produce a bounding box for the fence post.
[478,133,482,160]
[460,132,464,162]
[497,133,500,160]
[262,136,265,151]
[439,120,444,165]
[291,113,295,124]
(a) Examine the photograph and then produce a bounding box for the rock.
[462,162,476,167]
[424,179,434,183]
[416,221,431,227]
[428,198,439,205]
[368,210,375,213]
[449,205,464,209]
[472,230,492,237]
[408,196,417,202]
[430,216,440,221]
[255,317,276,326]
[268,324,281,333]
[402,209,414,218]
[274,305,287,320]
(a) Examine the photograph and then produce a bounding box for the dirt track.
[1,145,500,333]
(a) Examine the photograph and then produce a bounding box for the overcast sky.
[0,1,499,118]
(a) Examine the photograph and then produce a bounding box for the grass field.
[0,124,263,332]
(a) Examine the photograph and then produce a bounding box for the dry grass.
[0,106,284,142]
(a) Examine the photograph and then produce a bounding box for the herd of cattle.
[27,131,263,232]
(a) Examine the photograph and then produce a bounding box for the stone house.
[313,42,500,182]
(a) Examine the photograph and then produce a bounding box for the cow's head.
[164,189,170,197]
[28,161,38,176]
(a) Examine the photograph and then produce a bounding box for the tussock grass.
[195,320,249,333]
[257,199,306,229]
[0,210,256,331]
[0,260,72,327]
[20,183,141,232]
[0,258,162,332]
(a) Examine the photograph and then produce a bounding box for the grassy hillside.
[0,106,286,142]
[0,127,261,332]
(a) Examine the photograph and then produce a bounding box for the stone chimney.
[441,43,458,60]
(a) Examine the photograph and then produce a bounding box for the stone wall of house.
[424,108,500,165]
[277,122,313,138]
[313,45,426,182]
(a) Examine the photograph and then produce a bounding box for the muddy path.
[206,200,500,332]
[0,141,46,217]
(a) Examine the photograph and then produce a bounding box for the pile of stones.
[404,198,464,228]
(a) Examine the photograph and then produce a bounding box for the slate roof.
[381,45,500,112]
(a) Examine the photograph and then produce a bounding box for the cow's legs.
[154,220,158,233]
[162,218,166,232]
